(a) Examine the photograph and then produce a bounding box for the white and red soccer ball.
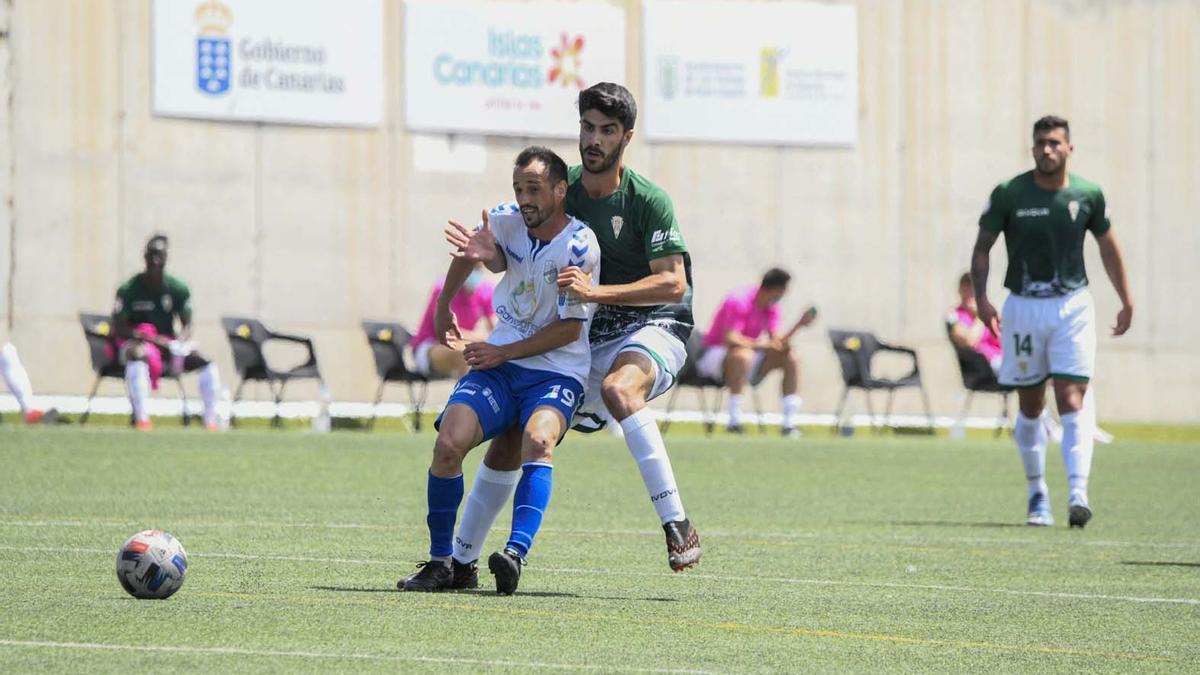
[116,530,188,599]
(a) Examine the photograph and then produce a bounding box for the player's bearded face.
[513,163,558,229]
[579,111,630,174]
[1032,129,1071,175]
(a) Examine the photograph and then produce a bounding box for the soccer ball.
[115,530,188,599]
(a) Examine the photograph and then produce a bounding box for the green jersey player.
[441,83,702,577]
[971,115,1133,529]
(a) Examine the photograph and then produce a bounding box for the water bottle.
[312,384,332,433]
[217,387,232,431]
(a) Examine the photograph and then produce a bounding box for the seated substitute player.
[400,146,600,595]
[409,266,495,379]
[112,235,222,431]
[696,268,816,437]
[971,115,1132,528]
[1,341,56,424]
[947,272,1004,373]
[449,83,703,573]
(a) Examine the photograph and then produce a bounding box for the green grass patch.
[1,426,1198,672]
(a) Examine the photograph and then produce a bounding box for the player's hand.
[434,303,462,348]
[462,342,509,370]
[556,266,594,302]
[977,297,1001,337]
[1112,304,1133,336]
[445,210,498,263]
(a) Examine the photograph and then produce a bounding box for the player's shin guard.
[506,462,553,558]
[124,361,151,423]
[781,394,802,429]
[426,472,465,559]
[1060,411,1093,499]
[453,462,520,563]
[1014,411,1049,498]
[197,363,220,427]
[0,342,34,415]
[620,408,686,523]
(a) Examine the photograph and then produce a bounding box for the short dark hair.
[145,234,168,254]
[578,82,637,131]
[761,267,791,290]
[514,146,568,186]
[1033,115,1070,141]
[958,272,971,288]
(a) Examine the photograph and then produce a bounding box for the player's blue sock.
[426,471,464,559]
[507,462,553,558]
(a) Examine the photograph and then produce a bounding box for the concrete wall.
[1,0,1197,422]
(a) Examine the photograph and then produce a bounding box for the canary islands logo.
[548,33,585,89]
[194,0,233,96]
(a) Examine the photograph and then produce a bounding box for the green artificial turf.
[1,426,1197,672]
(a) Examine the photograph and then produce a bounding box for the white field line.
[1,545,1196,607]
[2,516,1198,551]
[0,639,714,674]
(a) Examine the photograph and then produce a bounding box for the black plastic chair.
[662,331,764,435]
[221,317,322,428]
[78,312,190,426]
[946,321,1013,437]
[828,329,933,433]
[361,321,441,431]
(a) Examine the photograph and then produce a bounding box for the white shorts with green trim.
[572,325,688,432]
[998,288,1096,387]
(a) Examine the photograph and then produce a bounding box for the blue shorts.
[434,362,584,442]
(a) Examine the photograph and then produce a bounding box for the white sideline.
[0,392,1003,430]
[2,517,1198,551]
[1,545,1195,607]
[0,639,714,673]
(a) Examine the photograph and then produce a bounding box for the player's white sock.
[620,408,686,523]
[1014,411,1049,498]
[0,342,34,415]
[197,363,220,427]
[727,394,744,427]
[125,361,151,423]
[781,394,802,429]
[1060,411,1093,500]
[452,462,520,564]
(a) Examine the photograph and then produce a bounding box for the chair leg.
[81,375,103,426]
[833,387,850,432]
[230,378,247,429]
[919,385,935,431]
[661,385,683,434]
[369,380,386,431]
[406,380,428,432]
[175,377,190,427]
[697,386,713,435]
[751,387,766,433]
[271,381,286,429]
[883,389,897,433]
[863,390,877,433]
[995,392,1010,438]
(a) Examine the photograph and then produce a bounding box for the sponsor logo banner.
[153,0,383,127]
[405,0,626,138]
[642,0,857,146]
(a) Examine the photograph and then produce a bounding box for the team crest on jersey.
[161,295,173,312]
[542,261,558,284]
[611,215,624,238]
[1068,200,1080,222]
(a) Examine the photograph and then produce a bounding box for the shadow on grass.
[1119,561,1200,569]
[310,585,677,602]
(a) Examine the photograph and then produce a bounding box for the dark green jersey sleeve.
[642,190,687,260]
[979,183,1008,233]
[1088,188,1111,236]
[173,281,193,324]
[113,280,133,322]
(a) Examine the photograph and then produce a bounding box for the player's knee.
[124,344,147,362]
[521,429,555,464]
[431,429,472,472]
[601,379,644,419]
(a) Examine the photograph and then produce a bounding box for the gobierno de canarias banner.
[642,0,857,146]
[152,0,384,127]
[405,0,626,138]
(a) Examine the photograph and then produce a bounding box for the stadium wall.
[0,0,1197,423]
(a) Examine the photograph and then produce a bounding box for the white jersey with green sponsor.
[485,203,601,386]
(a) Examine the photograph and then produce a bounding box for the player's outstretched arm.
[461,320,583,370]
[970,228,1001,337]
[557,253,686,306]
[1094,230,1133,336]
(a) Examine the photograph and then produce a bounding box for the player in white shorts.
[971,115,1133,529]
